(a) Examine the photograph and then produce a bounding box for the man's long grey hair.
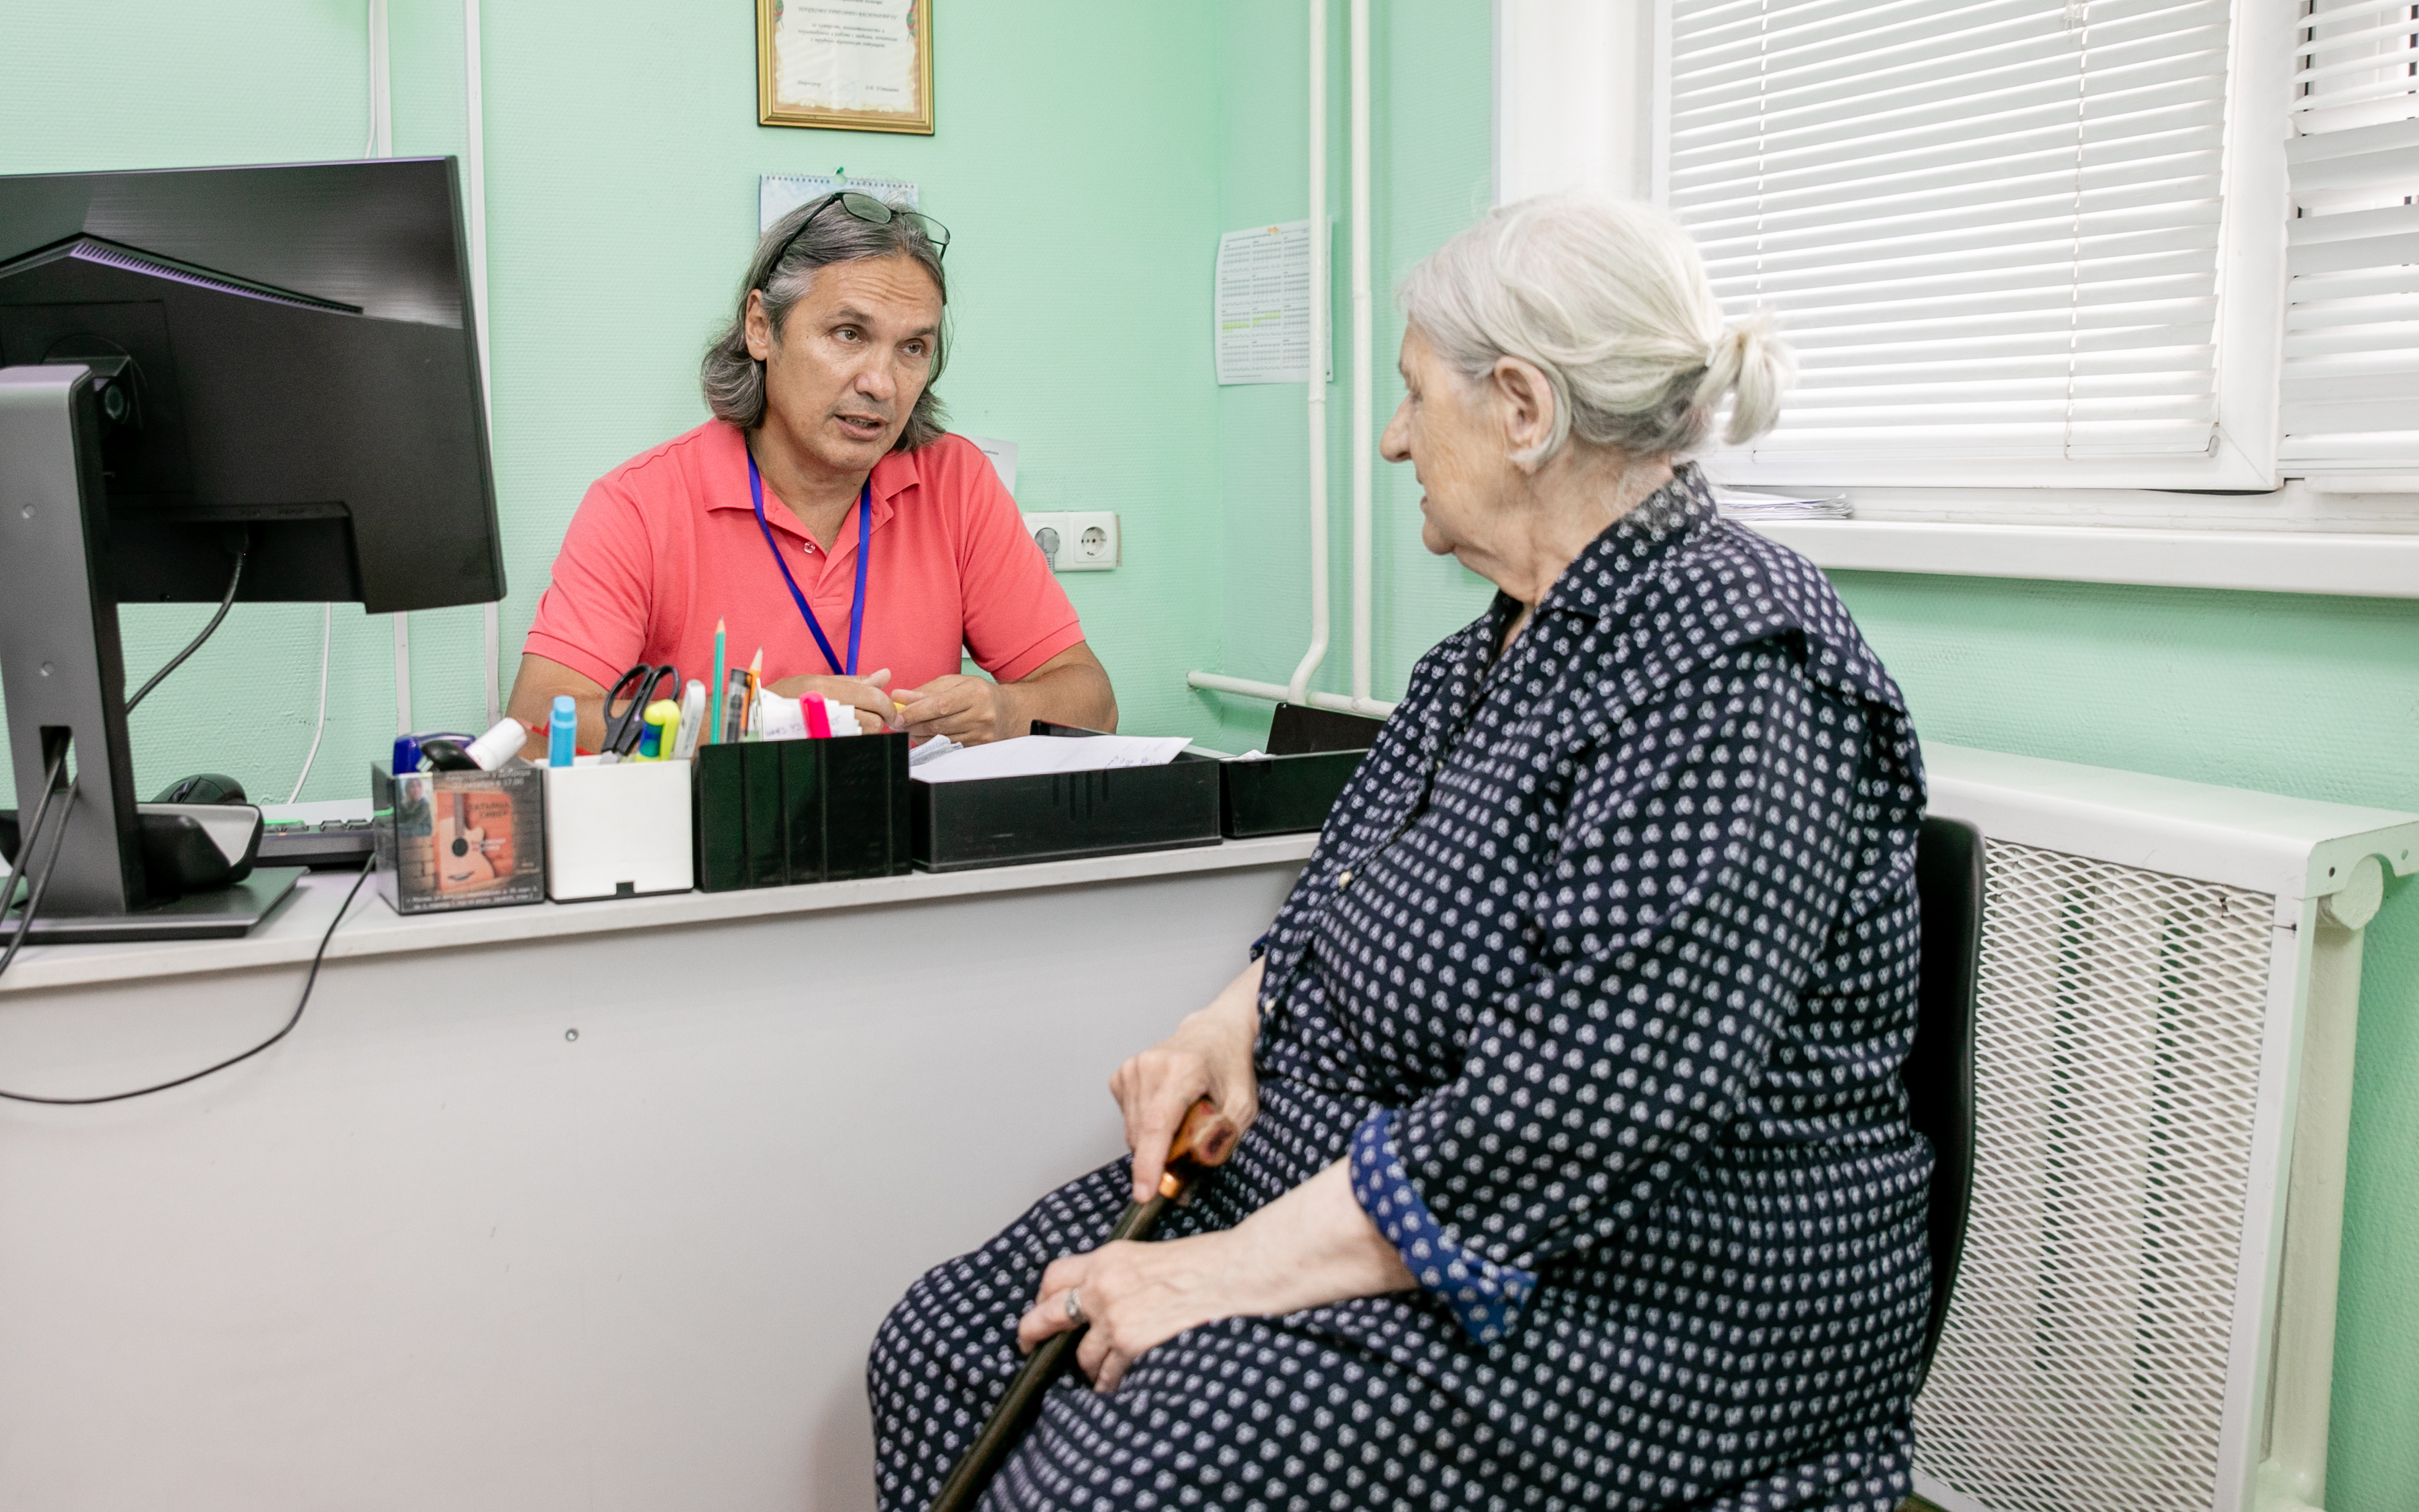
[700,198,950,451]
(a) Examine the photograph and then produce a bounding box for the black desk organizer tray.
[912,723,1222,872]
[1219,703,1385,839]
[692,733,912,892]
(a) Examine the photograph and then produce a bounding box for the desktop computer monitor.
[0,157,502,941]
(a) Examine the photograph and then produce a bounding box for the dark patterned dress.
[871,465,1932,1511]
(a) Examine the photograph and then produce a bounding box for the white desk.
[0,837,1314,1512]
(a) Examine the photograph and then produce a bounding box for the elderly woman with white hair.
[871,194,1931,1512]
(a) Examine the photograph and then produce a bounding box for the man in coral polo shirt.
[507,193,1115,750]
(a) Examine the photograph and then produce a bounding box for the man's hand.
[893,643,1118,746]
[892,674,1015,745]
[766,669,897,734]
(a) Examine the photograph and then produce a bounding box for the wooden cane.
[925,1098,1239,1512]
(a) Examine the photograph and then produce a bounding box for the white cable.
[288,604,333,804]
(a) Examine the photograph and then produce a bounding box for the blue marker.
[549,694,578,767]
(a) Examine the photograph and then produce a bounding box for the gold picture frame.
[757,0,935,136]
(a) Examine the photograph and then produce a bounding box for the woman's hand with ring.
[1019,1233,1243,1393]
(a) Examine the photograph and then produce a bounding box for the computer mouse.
[151,772,248,805]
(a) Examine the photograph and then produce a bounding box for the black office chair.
[1906,816,1984,1392]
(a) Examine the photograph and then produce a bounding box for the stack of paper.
[1711,487,1853,522]
[909,734,1193,784]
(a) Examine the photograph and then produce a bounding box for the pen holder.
[371,762,547,914]
[544,758,694,901]
[691,733,911,892]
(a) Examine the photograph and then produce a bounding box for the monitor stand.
[1,866,305,946]
[1,364,300,945]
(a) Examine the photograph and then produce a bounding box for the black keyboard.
[259,819,378,870]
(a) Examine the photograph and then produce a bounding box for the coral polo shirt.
[523,422,1083,698]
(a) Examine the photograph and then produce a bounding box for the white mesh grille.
[1915,840,2274,1512]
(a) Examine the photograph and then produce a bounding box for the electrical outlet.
[1061,511,1120,570]
[1021,512,1070,570]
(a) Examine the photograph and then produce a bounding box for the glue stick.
[465,715,529,772]
[548,696,577,767]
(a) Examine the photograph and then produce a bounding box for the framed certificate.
[757,0,935,135]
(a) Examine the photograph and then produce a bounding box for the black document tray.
[1218,702,1384,838]
[912,723,1221,872]
[693,733,912,892]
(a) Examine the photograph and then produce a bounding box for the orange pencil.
[743,647,764,737]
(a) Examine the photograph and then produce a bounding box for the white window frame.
[1491,0,2419,595]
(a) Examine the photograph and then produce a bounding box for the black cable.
[0,752,75,986]
[0,854,374,1105]
[125,544,247,714]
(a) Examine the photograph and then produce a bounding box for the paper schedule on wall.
[759,174,918,234]
[1214,221,1316,385]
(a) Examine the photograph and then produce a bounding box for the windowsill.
[1743,518,2419,598]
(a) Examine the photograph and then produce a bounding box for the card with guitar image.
[373,764,546,914]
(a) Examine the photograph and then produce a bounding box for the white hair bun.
[1399,192,1794,462]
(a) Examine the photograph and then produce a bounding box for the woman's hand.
[1018,1163,1415,1392]
[767,669,897,734]
[1018,1232,1239,1393]
[1112,960,1265,1204]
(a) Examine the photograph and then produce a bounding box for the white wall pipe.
[1190,673,1397,721]
[464,0,502,726]
[1283,0,1331,708]
[365,0,392,156]
[1189,0,1396,721]
[1347,0,1376,711]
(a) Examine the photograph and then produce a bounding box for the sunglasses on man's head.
[765,191,951,281]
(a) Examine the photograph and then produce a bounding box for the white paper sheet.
[910,734,1193,785]
[1215,221,1315,385]
[960,434,1017,494]
[772,0,923,116]
[1710,487,1853,521]
[759,174,919,235]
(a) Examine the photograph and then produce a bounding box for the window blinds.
[2281,0,2419,471]
[1665,0,2235,466]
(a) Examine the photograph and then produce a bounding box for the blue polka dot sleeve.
[1349,1107,1537,1344]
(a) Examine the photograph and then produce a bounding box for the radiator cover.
[1915,744,2416,1512]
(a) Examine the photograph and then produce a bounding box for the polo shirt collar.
[703,420,912,548]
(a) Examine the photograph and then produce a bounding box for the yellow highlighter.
[637,699,680,761]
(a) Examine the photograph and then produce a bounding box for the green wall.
[1199,0,1501,753]
[5,5,2415,1506]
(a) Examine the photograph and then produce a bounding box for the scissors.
[601,663,680,759]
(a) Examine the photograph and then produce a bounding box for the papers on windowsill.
[908,734,1194,784]
[1712,487,1853,522]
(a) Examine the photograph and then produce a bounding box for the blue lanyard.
[749,453,869,678]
